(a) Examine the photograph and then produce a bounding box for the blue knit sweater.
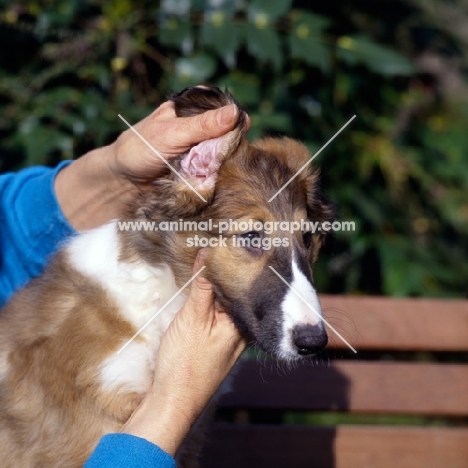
[0,163,175,468]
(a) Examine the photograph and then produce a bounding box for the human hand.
[110,100,241,187]
[120,250,246,456]
[55,93,247,230]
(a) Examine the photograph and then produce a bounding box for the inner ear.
[169,86,248,192]
[179,130,242,190]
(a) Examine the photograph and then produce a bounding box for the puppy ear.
[136,86,247,220]
[306,169,335,224]
[170,86,247,191]
[139,134,243,220]
[305,169,335,253]
[177,129,243,190]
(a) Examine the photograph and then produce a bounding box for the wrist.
[120,392,194,456]
[54,144,139,231]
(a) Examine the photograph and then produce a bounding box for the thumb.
[185,249,215,319]
[174,104,239,147]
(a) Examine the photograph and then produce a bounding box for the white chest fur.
[66,221,187,393]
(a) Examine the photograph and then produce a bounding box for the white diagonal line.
[269,266,357,353]
[268,115,356,202]
[118,114,207,202]
[117,266,206,354]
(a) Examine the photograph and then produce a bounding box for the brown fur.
[0,252,143,467]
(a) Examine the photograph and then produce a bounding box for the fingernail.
[217,104,238,127]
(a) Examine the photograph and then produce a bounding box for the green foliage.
[289,11,331,73]
[0,0,467,297]
[284,411,451,427]
[337,35,415,75]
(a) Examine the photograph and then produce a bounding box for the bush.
[1,0,467,297]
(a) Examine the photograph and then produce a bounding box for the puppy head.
[200,137,334,360]
[123,87,334,361]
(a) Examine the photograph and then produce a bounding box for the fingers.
[185,249,214,319]
[192,248,208,277]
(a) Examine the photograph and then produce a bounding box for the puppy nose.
[292,324,328,355]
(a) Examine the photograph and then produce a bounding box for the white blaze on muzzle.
[279,257,324,356]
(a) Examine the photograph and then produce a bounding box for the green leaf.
[160,0,191,15]
[37,0,80,28]
[77,91,107,120]
[198,0,240,14]
[248,0,293,21]
[173,55,217,87]
[290,10,332,34]
[377,238,436,296]
[352,189,386,225]
[18,125,73,166]
[77,64,112,91]
[289,34,330,73]
[33,87,80,110]
[337,35,415,76]
[102,0,133,20]
[249,109,292,138]
[289,10,331,72]
[260,112,292,131]
[159,16,192,51]
[201,18,243,66]
[216,73,261,105]
[246,25,282,70]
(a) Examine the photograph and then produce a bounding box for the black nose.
[292,324,328,355]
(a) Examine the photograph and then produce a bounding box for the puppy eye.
[239,231,263,256]
[241,231,261,241]
[302,231,312,249]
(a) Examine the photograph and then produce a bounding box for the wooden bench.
[201,296,468,468]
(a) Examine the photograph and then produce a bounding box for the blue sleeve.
[84,434,176,468]
[0,161,75,306]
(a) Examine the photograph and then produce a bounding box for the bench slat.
[320,295,468,351]
[221,361,468,416]
[202,425,468,468]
